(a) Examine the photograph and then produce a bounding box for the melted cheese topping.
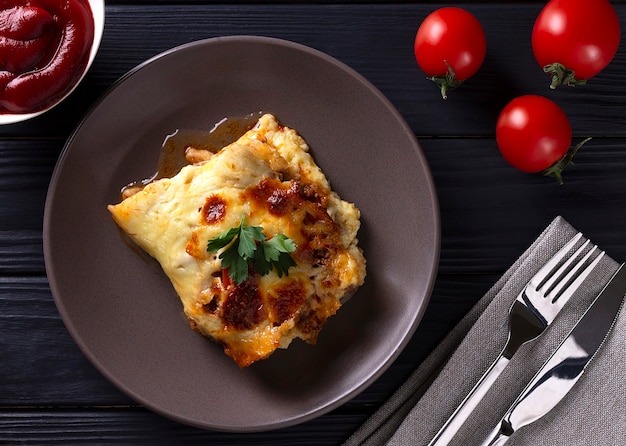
[108,114,366,367]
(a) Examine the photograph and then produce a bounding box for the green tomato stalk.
[544,63,588,90]
[543,137,592,184]
[428,61,463,100]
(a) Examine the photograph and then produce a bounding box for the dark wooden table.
[2,1,626,444]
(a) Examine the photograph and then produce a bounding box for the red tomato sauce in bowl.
[0,0,95,115]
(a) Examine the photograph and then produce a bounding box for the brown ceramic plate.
[43,36,440,432]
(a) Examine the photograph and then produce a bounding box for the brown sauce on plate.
[121,111,263,197]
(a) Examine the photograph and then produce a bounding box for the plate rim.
[43,35,441,432]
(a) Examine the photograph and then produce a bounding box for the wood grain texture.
[0,4,625,137]
[2,1,626,444]
[1,408,366,445]
[0,273,496,445]
[0,273,495,405]
[2,136,625,275]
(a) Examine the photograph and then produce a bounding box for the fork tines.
[533,232,604,311]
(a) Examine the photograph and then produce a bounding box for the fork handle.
[428,355,510,446]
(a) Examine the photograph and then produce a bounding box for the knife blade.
[481,262,626,446]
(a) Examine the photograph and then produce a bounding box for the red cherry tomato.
[496,95,587,183]
[532,0,621,89]
[414,7,486,99]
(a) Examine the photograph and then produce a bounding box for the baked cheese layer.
[108,114,366,367]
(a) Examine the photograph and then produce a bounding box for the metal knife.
[480,262,626,446]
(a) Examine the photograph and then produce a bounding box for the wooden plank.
[0,139,62,275]
[0,140,62,230]
[0,277,133,406]
[0,231,46,274]
[420,136,626,270]
[0,273,496,440]
[1,2,625,444]
[0,4,625,137]
[2,136,626,275]
[0,273,496,407]
[0,408,365,445]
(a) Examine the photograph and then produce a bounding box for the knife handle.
[429,355,510,445]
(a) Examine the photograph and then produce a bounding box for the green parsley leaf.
[253,247,272,277]
[238,224,265,259]
[273,251,297,278]
[220,243,249,284]
[207,215,297,285]
[265,233,297,256]
[255,234,297,278]
[206,215,244,252]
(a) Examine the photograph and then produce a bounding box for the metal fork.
[428,232,604,446]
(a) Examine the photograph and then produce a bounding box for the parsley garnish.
[207,215,297,285]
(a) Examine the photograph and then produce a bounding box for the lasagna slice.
[108,114,366,367]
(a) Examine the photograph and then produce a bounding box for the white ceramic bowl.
[0,0,105,125]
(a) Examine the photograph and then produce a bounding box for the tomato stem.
[428,61,463,99]
[543,63,587,90]
[543,137,592,185]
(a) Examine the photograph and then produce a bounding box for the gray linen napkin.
[344,216,626,446]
